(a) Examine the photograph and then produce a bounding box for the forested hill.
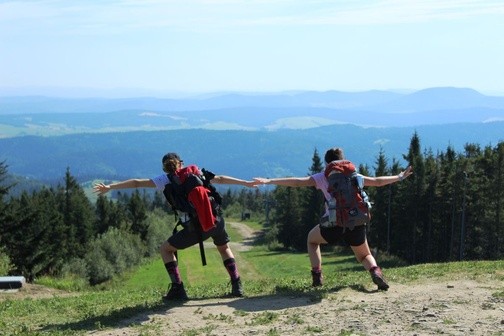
[1,121,504,183]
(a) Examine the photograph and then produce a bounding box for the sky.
[1,0,504,97]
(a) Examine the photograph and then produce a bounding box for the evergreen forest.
[1,132,503,286]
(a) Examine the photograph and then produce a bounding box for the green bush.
[0,247,13,275]
[86,248,115,285]
[60,257,89,281]
[224,201,246,218]
[85,228,145,285]
[263,223,282,251]
[144,208,174,257]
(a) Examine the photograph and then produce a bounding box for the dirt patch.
[227,221,262,251]
[0,283,71,300]
[86,279,503,336]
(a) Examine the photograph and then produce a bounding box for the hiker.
[254,147,413,290]
[93,152,257,300]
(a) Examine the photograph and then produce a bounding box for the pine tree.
[1,189,65,279]
[272,186,303,250]
[367,148,390,250]
[423,149,440,262]
[399,131,425,263]
[56,168,95,259]
[95,195,126,234]
[0,161,13,224]
[437,146,459,261]
[298,149,324,251]
[128,190,149,240]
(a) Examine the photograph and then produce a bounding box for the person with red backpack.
[255,147,413,290]
[93,152,257,301]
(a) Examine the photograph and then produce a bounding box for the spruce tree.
[56,168,95,259]
[367,148,390,251]
[400,131,425,263]
[128,190,149,240]
[272,186,303,250]
[298,149,324,251]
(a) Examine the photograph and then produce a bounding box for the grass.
[1,219,503,336]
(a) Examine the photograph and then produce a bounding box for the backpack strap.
[162,171,209,266]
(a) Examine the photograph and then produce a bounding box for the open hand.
[93,182,111,195]
[400,166,414,181]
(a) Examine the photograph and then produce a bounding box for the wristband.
[398,172,404,181]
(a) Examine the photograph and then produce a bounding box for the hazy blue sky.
[1,0,503,97]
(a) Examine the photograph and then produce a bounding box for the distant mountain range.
[1,87,504,139]
[1,122,503,185]
[1,87,503,186]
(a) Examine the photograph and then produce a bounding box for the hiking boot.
[163,282,189,301]
[231,278,244,297]
[370,266,389,291]
[311,270,323,287]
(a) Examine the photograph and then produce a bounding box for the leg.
[160,240,178,263]
[212,217,243,296]
[307,225,329,286]
[350,240,376,271]
[216,243,235,261]
[350,239,389,290]
[217,243,243,297]
[160,240,188,301]
[307,225,328,269]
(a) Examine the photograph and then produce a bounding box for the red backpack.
[323,160,371,230]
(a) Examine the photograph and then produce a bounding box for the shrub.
[264,223,282,251]
[85,227,146,285]
[224,201,245,218]
[0,247,13,275]
[60,257,89,281]
[144,208,174,257]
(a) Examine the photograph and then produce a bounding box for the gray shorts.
[168,216,230,249]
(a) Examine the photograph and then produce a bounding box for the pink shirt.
[311,172,331,201]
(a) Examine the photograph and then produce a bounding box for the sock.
[223,258,240,281]
[311,266,322,274]
[165,261,182,284]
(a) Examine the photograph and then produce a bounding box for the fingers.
[402,166,414,179]
[92,183,109,195]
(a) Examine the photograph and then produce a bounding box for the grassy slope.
[0,220,503,336]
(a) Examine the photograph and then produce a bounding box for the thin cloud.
[2,0,504,35]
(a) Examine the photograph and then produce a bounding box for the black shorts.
[168,216,230,249]
[320,224,367,246]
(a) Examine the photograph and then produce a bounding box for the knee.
[356,253,371,263]
[217,243,230,252]
[307,226,322,244]
[160,241,176,253]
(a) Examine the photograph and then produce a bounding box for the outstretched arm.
[364,166,413,187]
[254,176,315,187]
[211,175,258,188]
[93,178,156,195]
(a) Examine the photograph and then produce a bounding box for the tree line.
[1,131,503,284]
[0,165,266,284]
[268,132,504,264]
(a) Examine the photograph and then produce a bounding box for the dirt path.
[86,279,503,336]
[227,221,262,251]
[86,222,503,336]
